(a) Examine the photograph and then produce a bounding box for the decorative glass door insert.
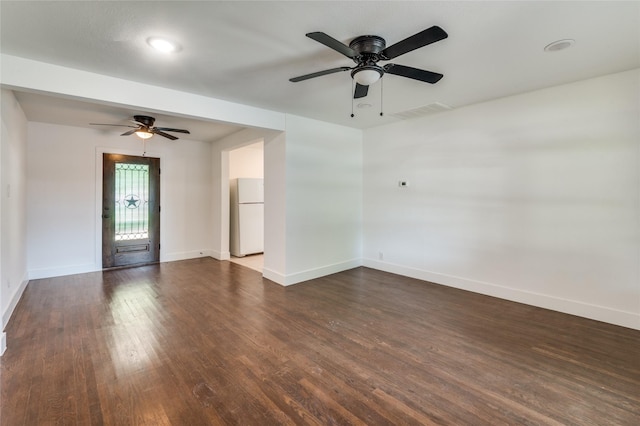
[115,163,150,241]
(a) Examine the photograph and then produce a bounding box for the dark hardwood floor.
[1,258,639,425]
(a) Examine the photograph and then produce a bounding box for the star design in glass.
[125,195,140,209]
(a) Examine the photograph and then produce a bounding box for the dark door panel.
[102,154,160,268]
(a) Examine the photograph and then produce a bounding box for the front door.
[102,154,160,268]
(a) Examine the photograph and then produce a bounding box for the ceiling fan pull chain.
[350,79,355,118]
[142,138,147,157]
[380,77,384,117]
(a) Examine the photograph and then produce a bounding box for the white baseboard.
[262,267,285,285]
[363,258,640,330]
[29,251,216,280]
[28,263,97,280]
[265,258,363,287]
[3,274,30,356]
[210,250,231,261]
[2,275,29,327]
[161,250,214,263]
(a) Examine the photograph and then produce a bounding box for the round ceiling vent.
[544,39,575,52]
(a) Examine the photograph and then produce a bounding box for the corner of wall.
[271,258,363,287]
[262,267,286,286]
[1,88,29,343]
[2,275,28,330]
[211,250,231,261]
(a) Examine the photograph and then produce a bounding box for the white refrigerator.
[230,178,264,257]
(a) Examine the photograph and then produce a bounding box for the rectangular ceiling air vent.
[390,102,453,120]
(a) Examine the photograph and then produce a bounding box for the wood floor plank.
[1,258,639,425]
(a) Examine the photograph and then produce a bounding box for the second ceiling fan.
[90,115,190,140]
[290,26,448,99]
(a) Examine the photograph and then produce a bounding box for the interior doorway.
[102,153,160,268]
[227,141,264,272]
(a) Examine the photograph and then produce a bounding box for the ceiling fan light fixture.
[352,66,383,86]
[135,130,154,139]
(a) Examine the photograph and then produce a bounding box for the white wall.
[27,122,214,278]
[210,128,282,264]
[363,69,640,329]
[229,141,263,179]
[211,117,363,287]
[263,131,287,281]
[283,115,363,285]
[1,89,29,354]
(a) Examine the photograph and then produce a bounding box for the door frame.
[94,147,165,270]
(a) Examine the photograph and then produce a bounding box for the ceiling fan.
[290,26,448,99]
[90,115,190,140]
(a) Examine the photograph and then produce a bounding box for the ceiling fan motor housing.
[350,36,387,65]
[349,35,386,57]
[134,115,155,127]
[349,35,387,84]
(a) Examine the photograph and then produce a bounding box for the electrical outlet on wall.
[378,252,384,261]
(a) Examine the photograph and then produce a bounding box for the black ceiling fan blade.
[121,129,137,136]
[306,32,356,58]
[154,127,190,134]
[354,83,369,99]
[384,63,443,84]
[381,26,448,60]
[90,123,137,128]
[153,130,179,140]
[290,66,351,82]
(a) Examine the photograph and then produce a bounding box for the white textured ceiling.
[1,1,639,134]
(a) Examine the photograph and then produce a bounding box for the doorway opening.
[227,141,264,272]
[102,153,160,268]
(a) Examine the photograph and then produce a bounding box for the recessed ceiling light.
[357,103,373,109]
[147,37,180,53]
[544,39,575,52]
